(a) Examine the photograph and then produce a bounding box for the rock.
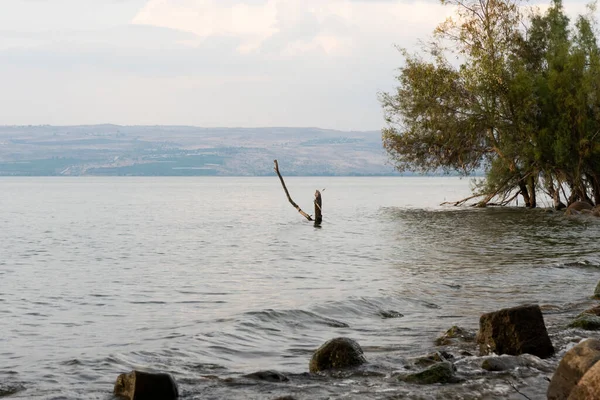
[434,326,475,346]
[243,370,289,382]
[476,304,554,358]
[413,352,445,367]
[580,305,600,316]
[568,201,594,211]
[568,314,600,330]
[594,282,600,300]
[0,384,25,397]
[378,310,404,319]
[412,351,453,368]
[309,337,366,373]
[481,355,522,371]
[568,360,600,399]
[114,370,178,400]
[547,339,600,400]
[400,362,456,384]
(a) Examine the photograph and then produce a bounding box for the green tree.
[381,0,600,208]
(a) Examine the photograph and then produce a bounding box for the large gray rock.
[114,370,178,400]
[547,339,600,400]
[477,304,554,358]
[569,360,600,399]
[309,337,366,373]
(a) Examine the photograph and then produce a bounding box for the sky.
[0,0,593,130]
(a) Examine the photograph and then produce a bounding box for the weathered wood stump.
[476,304,554,358]
[114,370,178,400]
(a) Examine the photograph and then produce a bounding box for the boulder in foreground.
[547,339,600,400]
[114,370,178,400]
[476,304,554,358]
[568,359,600,399]
[309,337,366,373]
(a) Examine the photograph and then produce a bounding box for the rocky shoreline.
[107,284,600,400]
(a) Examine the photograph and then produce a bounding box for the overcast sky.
[0,0,592,130]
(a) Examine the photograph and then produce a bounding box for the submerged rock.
[309,337,366,373]
[114,370,178,400]
[481,355,522,372]
[594,282,600,300]
[412,352,452,368]
[547,339,600,400]
[434,326,475,346]
[580,305,600,317]
[0,384,25,397]
[569,314,600,331]
[399,362,456,384]
[477,304,554,358]
[243,370,289,383]
[569,360,600,399]
[568,201,594,212]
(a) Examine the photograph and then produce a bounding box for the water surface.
[1,177,599,399]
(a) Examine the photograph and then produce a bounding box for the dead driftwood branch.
[314,190,322,226]
[274,160,313,222]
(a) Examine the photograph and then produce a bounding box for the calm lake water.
[1,177,599,399]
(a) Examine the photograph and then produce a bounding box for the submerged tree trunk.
[274,160,313,221]
[314,190,322,226]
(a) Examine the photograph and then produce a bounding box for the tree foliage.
[381,0,600,208]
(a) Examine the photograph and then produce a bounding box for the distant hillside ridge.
[0,125,399,176]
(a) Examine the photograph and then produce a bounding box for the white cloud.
[132,0,453,55]
[132,0,280,52]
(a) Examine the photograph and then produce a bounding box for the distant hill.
[0,125,399,176]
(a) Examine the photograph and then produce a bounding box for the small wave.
[241,309,350,329]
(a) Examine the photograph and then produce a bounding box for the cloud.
[132,0,452,55]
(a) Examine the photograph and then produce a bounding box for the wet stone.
[243,370,289,383]
[0,384,25,397]
[568,314,600,331]
[547,339,600,400]
[309,337,366,373]
[594,281,600,299]
[399,362,456,385]
[434,326,475,346]
[568,360,600,399]
[413,352,451,368]
[481,355,522,372]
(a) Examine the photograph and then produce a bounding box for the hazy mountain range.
[0,125,398,176]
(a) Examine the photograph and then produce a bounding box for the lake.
[1,177,599,399]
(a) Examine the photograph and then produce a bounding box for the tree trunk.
[518,179,531,208]
[274,160,313,221]
[545,177,565,209]
[314,190,322,226]
[586,173,600,206]
[528,176,536,209]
